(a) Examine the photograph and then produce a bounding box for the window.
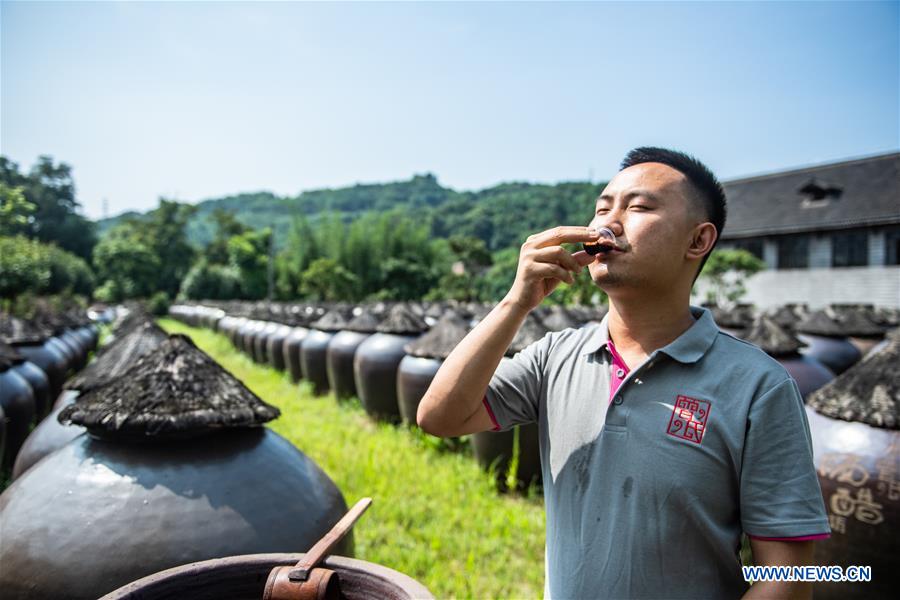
[730,239,764,261]
[832,231,869,267]
[777,235,809,269]
[886,228,900,266]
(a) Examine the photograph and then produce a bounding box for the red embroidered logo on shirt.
[667,395,711,444]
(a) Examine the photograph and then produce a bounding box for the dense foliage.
[0,156,97,261]
[0,235,95,298]
[3,153,759,306]
[92,200,197,302]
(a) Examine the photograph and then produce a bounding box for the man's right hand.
[505,226,601,313]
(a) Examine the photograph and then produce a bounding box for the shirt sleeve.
[740,377,831,538]
[482,332,552,432]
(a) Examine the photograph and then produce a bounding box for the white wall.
[692,266,900,309]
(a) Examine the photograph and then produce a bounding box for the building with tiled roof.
[694,152,900,308]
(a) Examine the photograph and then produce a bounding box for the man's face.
[587,162,703,293]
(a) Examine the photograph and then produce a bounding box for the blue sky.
[2,1,898,220]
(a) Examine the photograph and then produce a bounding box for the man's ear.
[686,222,717,261]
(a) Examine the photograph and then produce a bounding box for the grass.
[159,318,546,599]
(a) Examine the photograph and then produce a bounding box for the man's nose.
[594,212,625,238]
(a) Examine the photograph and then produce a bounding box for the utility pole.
[267,227,275,301]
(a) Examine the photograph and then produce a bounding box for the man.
[418,147,830,599]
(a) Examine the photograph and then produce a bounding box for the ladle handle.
[288,497,373,581]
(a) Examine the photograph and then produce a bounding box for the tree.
[141,199,197,297]
[92,223,160,301]
[0,155,97,261]
[428,235,493,301]
[227,228,271,299]
[299,257,358,301]
[0,235,94,299]
[699,249,766,306]
[0,183,36,235]
[179,259,242,300]
[206,208,250,265]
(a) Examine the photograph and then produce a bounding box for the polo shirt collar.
[580,305,718,364]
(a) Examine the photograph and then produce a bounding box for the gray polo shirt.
[484,306,830,599]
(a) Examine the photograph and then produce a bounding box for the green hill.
[96,174,604,252]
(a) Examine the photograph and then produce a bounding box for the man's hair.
[620,146,727,281]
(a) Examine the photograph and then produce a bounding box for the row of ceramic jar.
[0,323,98,470]
[170,305,542,490]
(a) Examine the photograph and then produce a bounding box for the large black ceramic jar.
[741,316,834,399]
[0,335,349,600]
[10,339,69,399]
[540,305,582,332]
[11,321,171,481]
[238,319,265,359]
[59,328,89,371]
[707,303,755,338]
[830,304,887,356]
[472,313,547,490]
[327,311,381,401]
[235,318,256,354]
[10,359,51,419]
[0,404,5,467]
[2,341,51,419]
[0,359,37,470]
[284,326,310,383]
[302,310,351,396]
[46,333,77,372]
[397,310,470,426]
[354,304,427,423]
[224,316,248,347]
[797,309,863,375]
[100,553,434,600]
[11,390,81,480]
[804,338,898,600]
[253,321,282,364]
[471,419,542,491]
[265,323,294,371]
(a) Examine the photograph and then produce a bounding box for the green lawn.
[159,318,546,599]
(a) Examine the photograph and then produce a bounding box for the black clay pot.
[301,330,336,395]
[249,321,267,363]
[214,314,232,335]
[235,319,256,354]
[11,391,81,480]
[100,553,435,600]
[396,355,441,426]
[235,319,254,354]
[254,322,281,365]
[327,331,372,400]
[848,336,884,357]
[222,316,245,347]
[265,324,292,371]
[354,333,418,423]
[12,340,68,399]
[10,360,51,419]
[283,327,309,383]
[471,420,542,492]
[0,429,350,600]
[46,335,76,373]
[0,404,5,467]
[0,367,37,470]
[84,324,100,350]
[806,408,898,600]
[60,330,88,371]
[798,334,862,376]
[778,355,834,399]
[72,327,95,356]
